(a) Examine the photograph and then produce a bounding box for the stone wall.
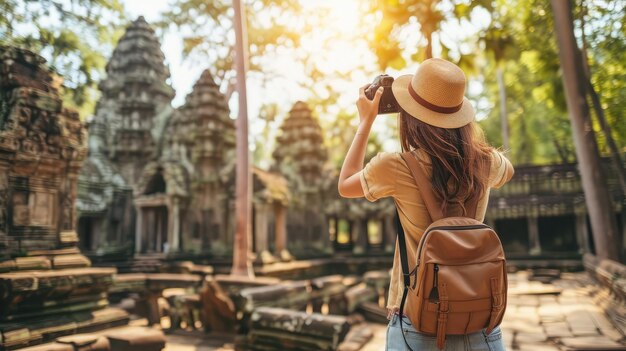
[0,45,133,350]
[0,45,87,254]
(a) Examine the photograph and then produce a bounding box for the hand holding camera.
[357,74,401,125]
[365,74,400,115]
[357,84,383,125]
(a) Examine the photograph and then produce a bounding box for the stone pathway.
[162,271,626,350]
[501,271,625,350]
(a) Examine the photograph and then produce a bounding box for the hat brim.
[391,74,475,129]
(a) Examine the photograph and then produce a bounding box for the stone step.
[16,326,165,351]
[0,307,129,350]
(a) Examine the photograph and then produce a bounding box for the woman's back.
[360,147,514,310]
[338,58,515,350]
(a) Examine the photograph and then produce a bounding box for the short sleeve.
[359,152,399,202]
[489,150,514,188]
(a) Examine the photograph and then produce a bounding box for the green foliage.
[580,0,626,153]
[479,0,577,165]
[367,0,476,70]
[0,0,126,118]
[369,0,626,165]
[157,0,302,87]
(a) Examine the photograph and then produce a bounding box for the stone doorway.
[329,217,353,252]
[78,217,93,251]
[141,205,169,253]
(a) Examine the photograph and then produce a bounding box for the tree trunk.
[426,31,433,59]
[496,65,510,150]
[585,77,626,196]
[578,1,626,196]
[551,0,620,260]
[231,0,254,277]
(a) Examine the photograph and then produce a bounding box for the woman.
[338,58,514,350]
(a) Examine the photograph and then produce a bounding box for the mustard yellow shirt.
[359,148,514,310]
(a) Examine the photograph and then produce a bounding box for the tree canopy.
[367,0,625,165]
[0,0,126,117]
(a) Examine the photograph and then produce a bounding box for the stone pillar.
[135,207,143,253]
[575,212,591,254]
[254,202,268,253]
[353,220,367,255]
[528,216,541,255]
[170,198,181,252]
[254,202,277,264]
[226,199,236,247]
[218,193,230,246]
[319,213,333,255]
[274,203,292,261]
[156,208,163,253]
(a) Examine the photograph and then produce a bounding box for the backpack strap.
[394,208,412,292]
[436,283,449,349]
[400,150,482,220]
[395,207,416,351]
[400,151,444,221]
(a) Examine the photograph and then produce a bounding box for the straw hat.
[391,58,475,129]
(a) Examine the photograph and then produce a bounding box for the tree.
[368,0,448,69]
[577,0,626,195]
[366,0,625,166]
[157,0,302,95]
[475,0,578,164]
[231,0,254,278]
[551,0,620,261]
[0,0,126,117]
[477,9,515,151]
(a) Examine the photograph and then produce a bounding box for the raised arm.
[337,85,383,198]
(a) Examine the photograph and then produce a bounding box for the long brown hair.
[399,110,493,215]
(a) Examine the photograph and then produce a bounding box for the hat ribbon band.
[408,84,463,114]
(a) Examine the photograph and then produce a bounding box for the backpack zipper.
[416,224,491,268]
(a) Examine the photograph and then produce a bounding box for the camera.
[365,74,400,114]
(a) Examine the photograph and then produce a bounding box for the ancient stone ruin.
[272,102,332,257]
[2,13,626,351]
[0,46,165,351]
[97,16,175,189]
[76,113,133,256]
[140,68,236,255]
[77,17,291,265]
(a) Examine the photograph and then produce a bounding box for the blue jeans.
[386,313,506,351]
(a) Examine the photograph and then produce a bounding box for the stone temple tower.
[129,69,235,255]
[164,69,236,253]
[273,101,327,194]
[273,101,330,257]
[175,70,235,180]
[96,16,175,188]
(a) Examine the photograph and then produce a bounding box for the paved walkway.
[500,271,625,350]
[163,271,626,350]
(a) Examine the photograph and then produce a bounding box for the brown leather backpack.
[396,152,507,350]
